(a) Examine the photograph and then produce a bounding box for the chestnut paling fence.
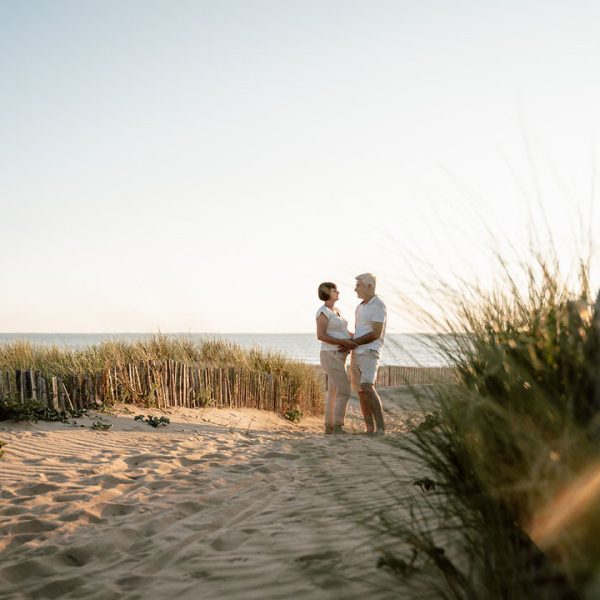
[324,365,456,390]
[0,361,323,416]
[376,365,456,386]
[0,363,456,416]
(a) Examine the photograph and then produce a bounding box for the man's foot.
[333,425,348,434]
[324,425,334,435]
[370,429,385,437]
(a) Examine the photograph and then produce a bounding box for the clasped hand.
[337,339,358,352]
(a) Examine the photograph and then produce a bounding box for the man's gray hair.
[356,272,377,290]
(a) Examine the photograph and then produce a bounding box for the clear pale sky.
[1,1,599,333]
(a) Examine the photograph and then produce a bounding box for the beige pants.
[320,350,351,427]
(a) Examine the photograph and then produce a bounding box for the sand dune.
[0,389,433,599]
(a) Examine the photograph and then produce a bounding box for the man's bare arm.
[353,322,384,347]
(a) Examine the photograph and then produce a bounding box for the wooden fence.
[376,365,457,386]
[323,365,456,390]
[0,361,322,416]
[321,364,456,390]
[0,363,457,416]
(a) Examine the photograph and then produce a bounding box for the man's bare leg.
[362,383,385,433]
[358,389,375,433]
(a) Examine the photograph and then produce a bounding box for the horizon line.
[0,331,432,336]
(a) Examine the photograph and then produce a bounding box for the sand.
[0,388,433,600]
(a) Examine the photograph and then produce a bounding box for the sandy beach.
[0,388,432,600]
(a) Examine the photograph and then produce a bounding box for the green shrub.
[134,414,170,427]
[283,405,303,422]
[0,400,84,423]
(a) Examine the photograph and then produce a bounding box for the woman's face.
[329,287,340,303]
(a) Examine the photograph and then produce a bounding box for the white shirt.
[354,295,386,354]
[316,305,351,351]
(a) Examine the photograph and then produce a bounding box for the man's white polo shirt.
[354,295,387,354]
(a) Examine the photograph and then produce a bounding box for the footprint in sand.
[58,547,93,567]
[60,456,89,466]
[175,500,206,516]
[2,506,29,516]
[125,453,167,467]
[99,502,137,517]
[0,558,55,583]
[203,452,228,460]
[146,480,174,490]
[90,473,135,488]
[225,463,252,473]
[237,439,259,447]
[252,464,272,474]
[31,575,89,599]
[179,454,205,466]
[52,493,90,503]
[3,518,59,534]
[59,508,102,524]
[115,574,148,591]
[262,451,300,460]
[210,530,251,551]
[295,549,342,564]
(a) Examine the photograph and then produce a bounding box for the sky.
[1,0,600,333]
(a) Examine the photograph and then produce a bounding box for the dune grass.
[0,336,322,416]
[387,255,600,598]
[0,336,312,375]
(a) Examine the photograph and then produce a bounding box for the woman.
[316,282,356,434]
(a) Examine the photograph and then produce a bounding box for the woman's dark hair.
[318,282,337,301]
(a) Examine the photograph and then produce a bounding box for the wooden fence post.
[57,377,66,411]
[61,381,75,412]
[17,370,26,404]
[51,377,59,410]
[4,371,12,399]
[29,370,37,402]
[37,373,47,406]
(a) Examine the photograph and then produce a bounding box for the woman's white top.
[316,305,351,351]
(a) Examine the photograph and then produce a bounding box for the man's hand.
[338,339,358,351]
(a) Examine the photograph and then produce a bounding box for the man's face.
[355,280,368,299]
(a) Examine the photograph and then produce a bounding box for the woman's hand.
[337,339,358,351]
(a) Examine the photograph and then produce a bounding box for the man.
[347,272,387,435]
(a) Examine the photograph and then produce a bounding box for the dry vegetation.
[0,336,323,417]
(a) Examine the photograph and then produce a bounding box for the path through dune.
[0,389,434,599]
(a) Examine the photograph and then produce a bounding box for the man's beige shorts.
[350,349,381,391]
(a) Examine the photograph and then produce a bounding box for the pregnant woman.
[315,282,356,434]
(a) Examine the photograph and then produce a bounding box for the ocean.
[0,333,449,367]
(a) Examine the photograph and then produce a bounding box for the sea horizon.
[0,332,448,367]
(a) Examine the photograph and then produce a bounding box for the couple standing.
[316,272,386,436]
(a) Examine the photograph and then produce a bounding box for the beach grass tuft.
[387,254,600,597]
